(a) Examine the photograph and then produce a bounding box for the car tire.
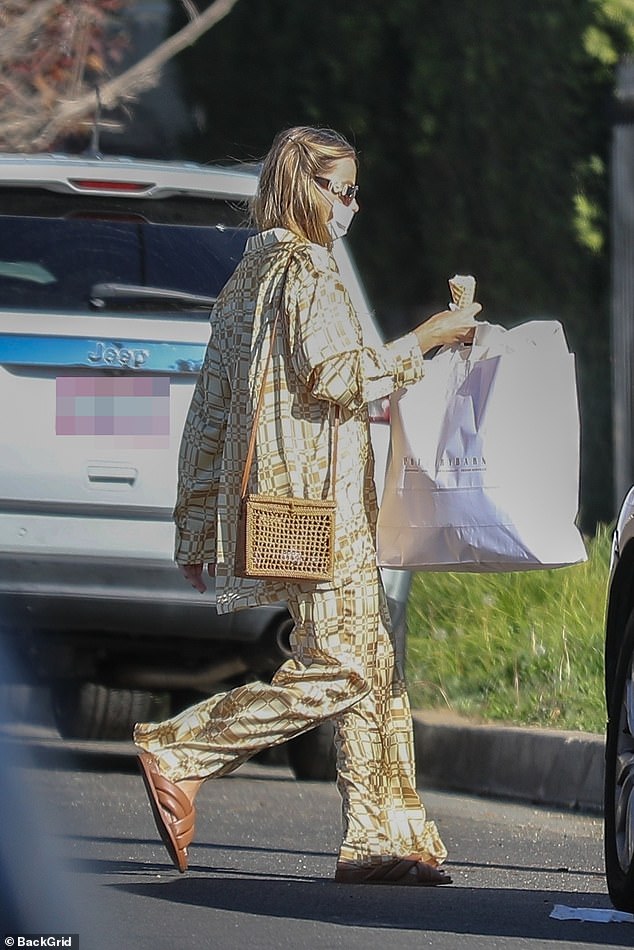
[605,610,634,911]
[287,722,337,782]
[52,682,170,741]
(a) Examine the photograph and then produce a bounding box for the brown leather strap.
[240,275,340,502]
[240,306,281,500]
[330,401,340,501]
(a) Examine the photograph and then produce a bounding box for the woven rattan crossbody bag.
[235,307,339,582]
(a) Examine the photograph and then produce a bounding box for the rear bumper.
[0,551,288,642]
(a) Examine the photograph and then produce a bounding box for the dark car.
[604,486,634,909]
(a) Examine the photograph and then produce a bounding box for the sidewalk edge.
[412,711,605,813]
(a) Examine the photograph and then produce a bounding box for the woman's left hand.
[413,302,481,354]
[179,563,215,593]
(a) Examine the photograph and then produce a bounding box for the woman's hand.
[413,302,482,355]
[179,562,216,593]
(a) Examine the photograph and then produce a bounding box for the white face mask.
[328,199,356,241]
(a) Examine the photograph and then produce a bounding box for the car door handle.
[87,464,138,487]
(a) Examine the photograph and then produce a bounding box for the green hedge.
[173,0,634,528]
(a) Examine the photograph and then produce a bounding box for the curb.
[412,710,605,814]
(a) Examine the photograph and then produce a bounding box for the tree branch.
[179,0,201,21]
[0,0,60,68]
[32,0,240,149]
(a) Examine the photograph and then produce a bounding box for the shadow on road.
[112,876,629,945]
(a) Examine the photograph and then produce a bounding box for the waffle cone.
[449,274,476,309]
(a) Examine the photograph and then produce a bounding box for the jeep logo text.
[87,341,149,368]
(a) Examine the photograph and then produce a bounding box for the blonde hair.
[251,126,357,247]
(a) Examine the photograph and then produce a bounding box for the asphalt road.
[0,724,629,950]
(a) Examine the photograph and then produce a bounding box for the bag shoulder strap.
[240,276,340,502]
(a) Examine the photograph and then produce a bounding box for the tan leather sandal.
[335,856,452,886]
[137,752,195,873]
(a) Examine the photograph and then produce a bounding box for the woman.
[134,126,480,885]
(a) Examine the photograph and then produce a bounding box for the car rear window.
[0,191,253,317]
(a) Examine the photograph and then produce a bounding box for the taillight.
[368,397,390,424]
[68,179,154,194]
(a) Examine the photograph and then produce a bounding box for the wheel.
[605,611,634,911]
[287,722,337,782]
[52,682,170,740]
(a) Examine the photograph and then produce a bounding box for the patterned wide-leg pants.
[133,562,447,867]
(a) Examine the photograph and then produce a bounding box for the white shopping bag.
[376,321,587,571]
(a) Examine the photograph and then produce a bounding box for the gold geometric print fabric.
[172,228,427,613]
[134,561,447,867]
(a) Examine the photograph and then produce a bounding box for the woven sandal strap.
[377,858,448,884]
[152,774,194,820]
[153,783,195,848]
[171,813,195,847]
[362,858,417,883]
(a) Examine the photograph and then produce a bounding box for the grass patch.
[405,525,612,733]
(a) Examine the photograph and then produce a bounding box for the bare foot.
[177,778,204,803]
